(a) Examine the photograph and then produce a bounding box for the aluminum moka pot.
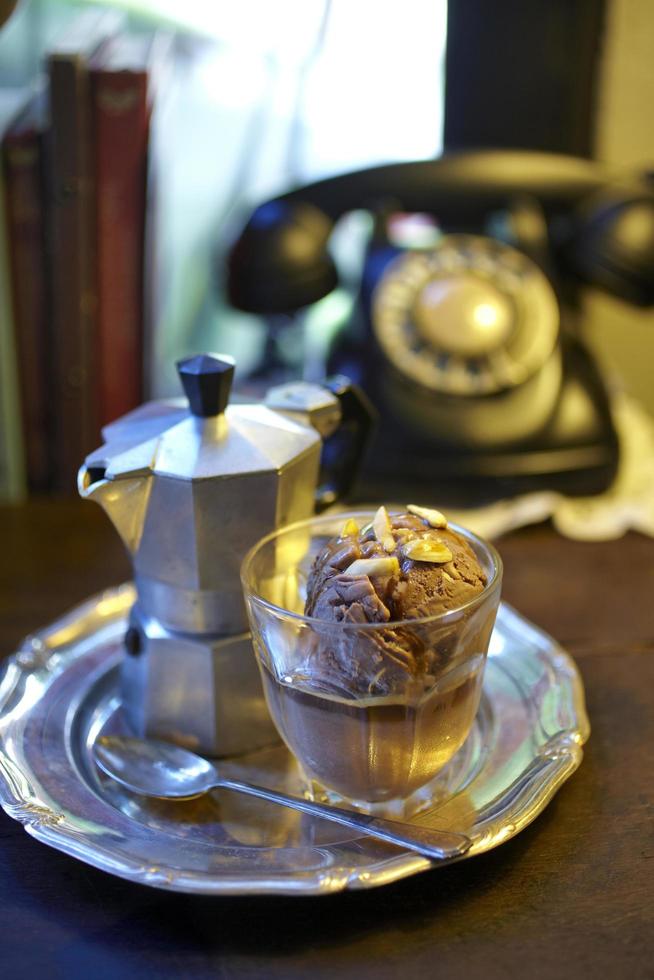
[79,353,372,756]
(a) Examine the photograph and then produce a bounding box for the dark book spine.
[49,55,100,493]
[91,67,149,425]
[2,124,52,492]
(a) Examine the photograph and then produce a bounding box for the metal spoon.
[94,735,471,862]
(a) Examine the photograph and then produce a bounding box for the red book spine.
[2,122,52,491]
[49,55,100,493]
[91,68,149,426]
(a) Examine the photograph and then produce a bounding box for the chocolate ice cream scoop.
[300,506,488,697]
[305,506,487,623]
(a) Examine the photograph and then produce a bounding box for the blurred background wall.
[0,0,652,499]
[1,0,651,405]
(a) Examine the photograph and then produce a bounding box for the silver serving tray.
[0,585,589,896]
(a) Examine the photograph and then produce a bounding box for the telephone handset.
[227,151,654,502]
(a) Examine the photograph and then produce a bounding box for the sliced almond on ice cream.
[343,556,400,577]
[402,538,452,564]
[407,504,448,528]
[372,505,395,552]
[340,518,360,537]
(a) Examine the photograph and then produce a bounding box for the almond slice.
[407,504,448,529]
[372,505,395,553]
[343,556,400,577]
[340,518,360,537]
[403,538,452,564]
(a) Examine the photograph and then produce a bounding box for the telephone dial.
[226,150,654,503]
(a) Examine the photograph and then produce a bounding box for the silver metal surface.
[94,736,471,862]
[264,381,342,437]
[121,620,279,757]
[78,404,322,630]
[0,585,590,896]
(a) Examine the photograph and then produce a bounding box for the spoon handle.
[216,776,471,861]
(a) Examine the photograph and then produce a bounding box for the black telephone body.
[227,151,654,503]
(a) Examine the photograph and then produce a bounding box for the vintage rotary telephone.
[227,151,654,503]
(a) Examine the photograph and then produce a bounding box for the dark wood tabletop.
[1,499,653,980]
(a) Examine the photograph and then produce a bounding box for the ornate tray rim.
[0,585,590,896]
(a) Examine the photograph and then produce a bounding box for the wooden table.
[1,500,652,979]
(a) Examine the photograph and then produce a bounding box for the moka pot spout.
[78,464,152,557]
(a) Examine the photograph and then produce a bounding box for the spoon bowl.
[95,736,217,799]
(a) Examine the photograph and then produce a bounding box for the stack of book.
[0,8,171,499]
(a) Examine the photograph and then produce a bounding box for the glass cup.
[241,511,502,818]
